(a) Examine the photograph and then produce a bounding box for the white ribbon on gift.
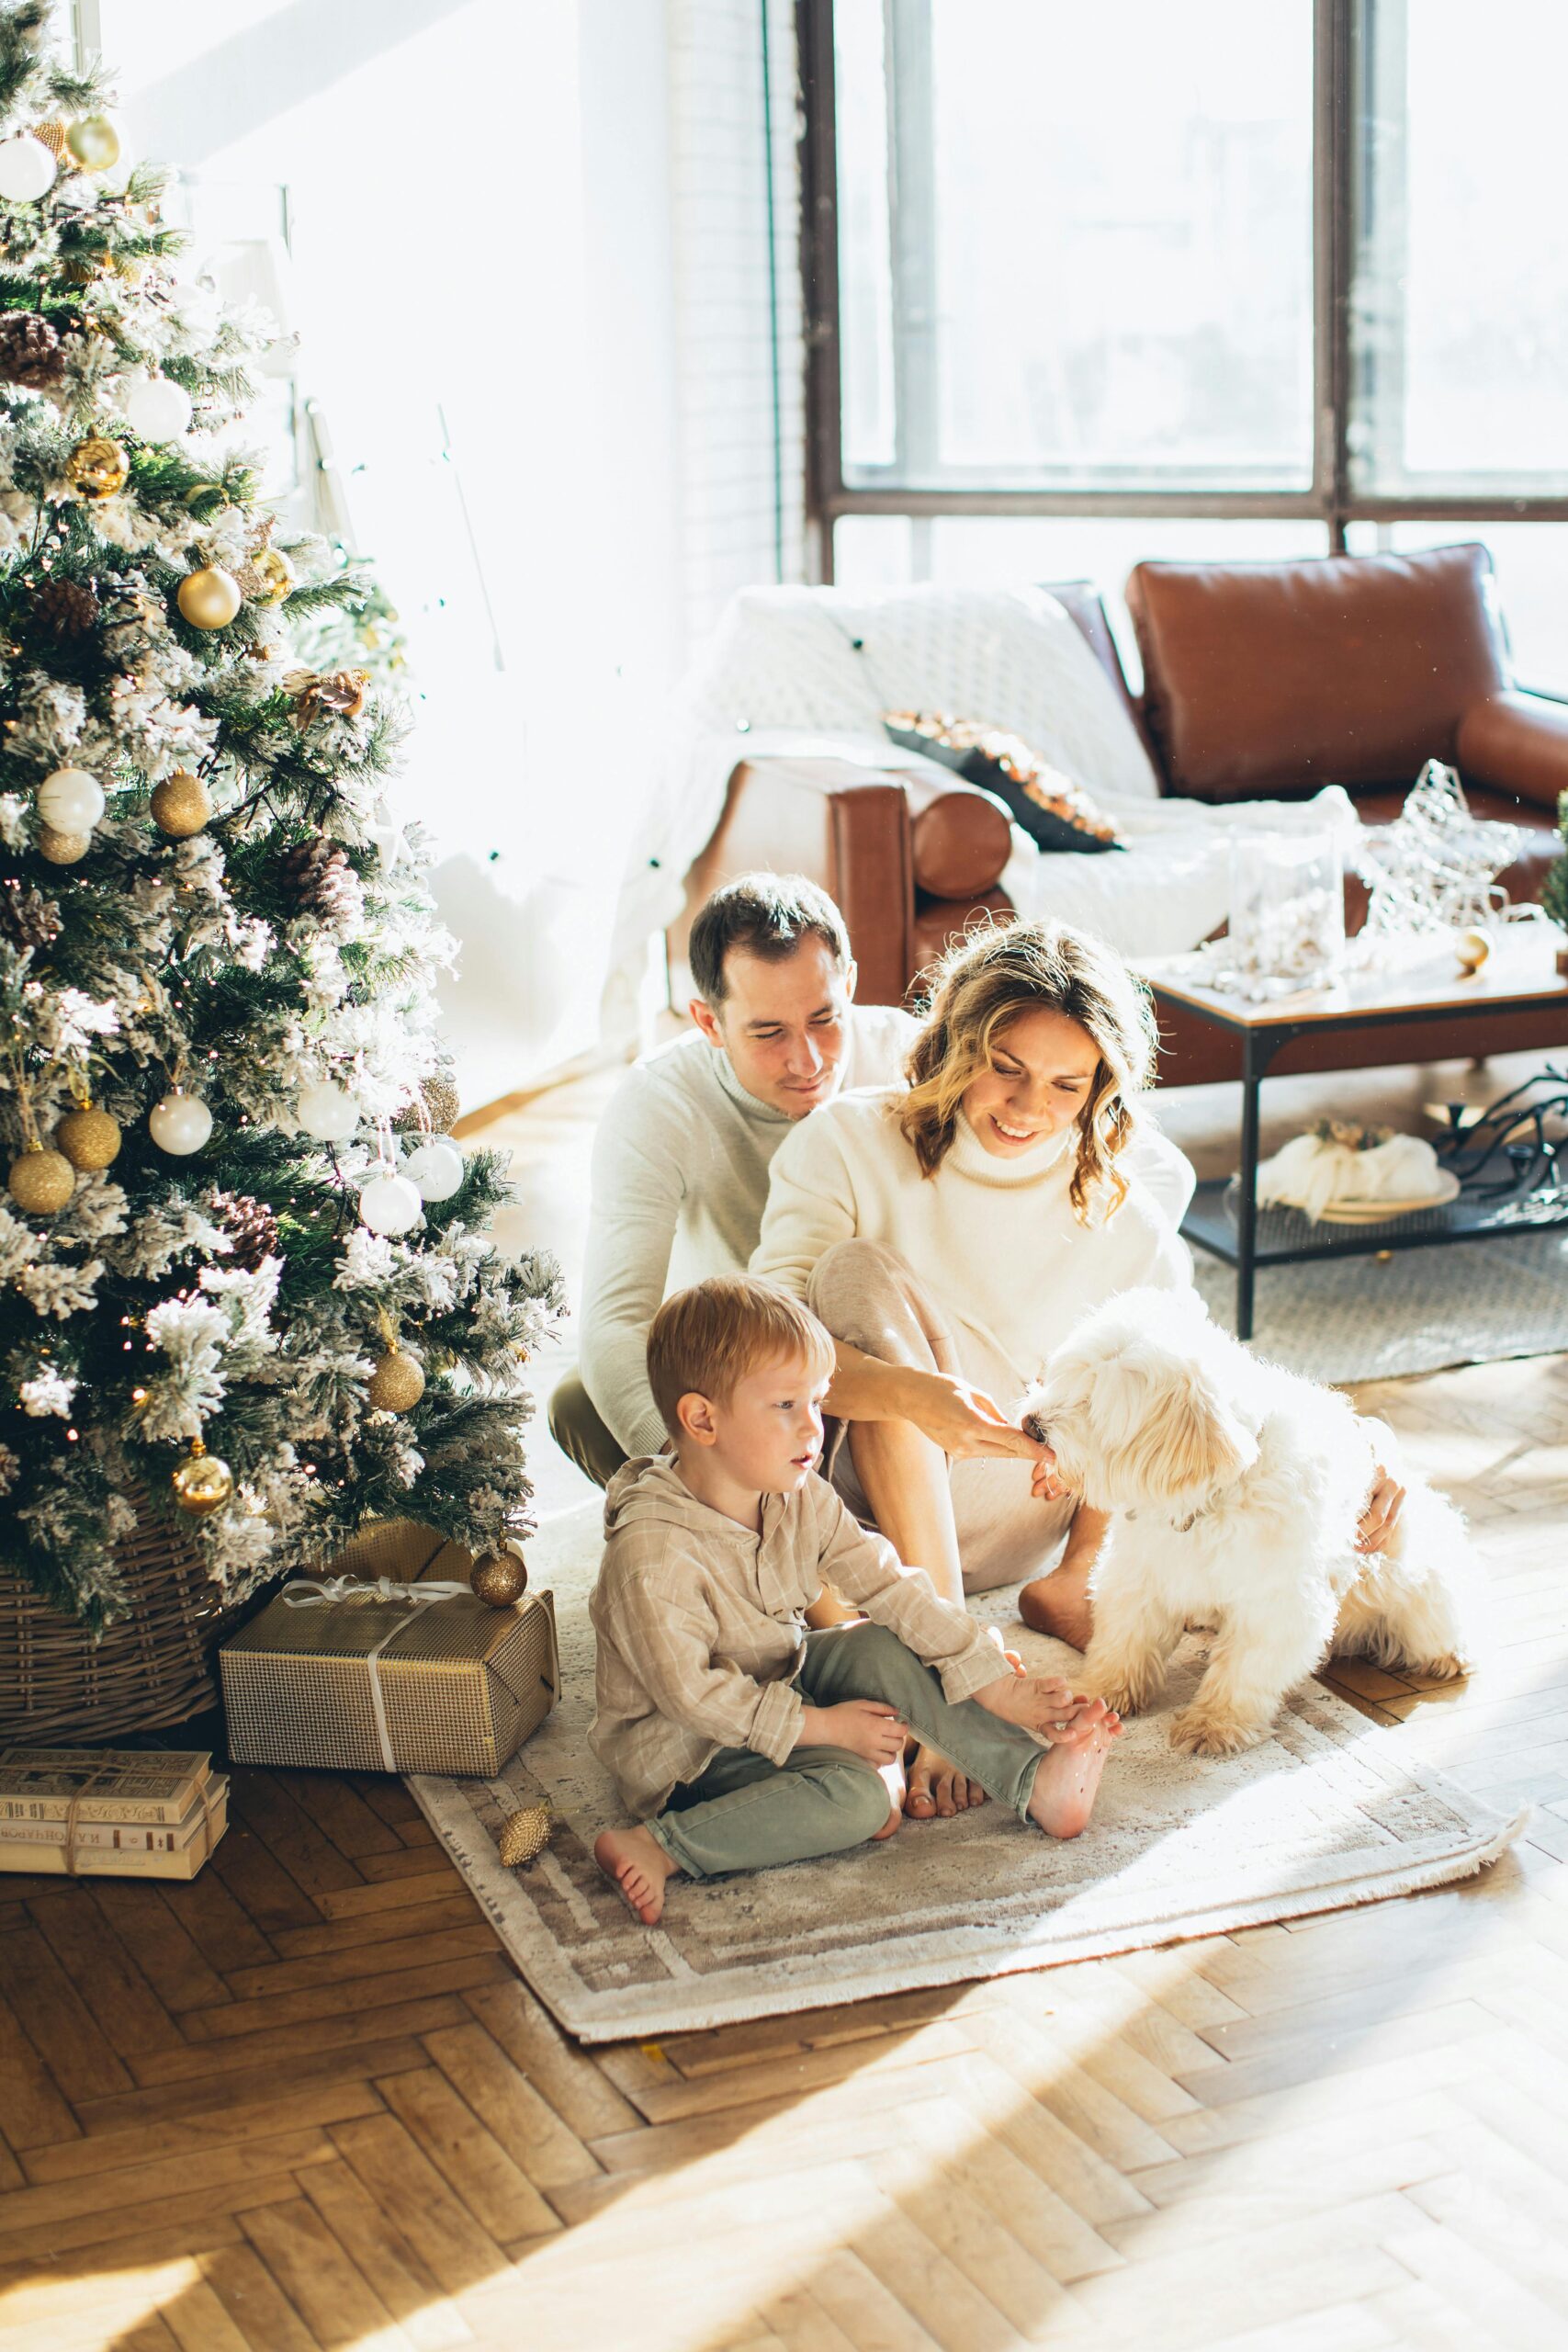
[281,1575,473,1770]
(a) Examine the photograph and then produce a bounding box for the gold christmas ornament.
[470,1549,528,1610]
[32,120,71,165]
[1455,925,1493,978]
[7,1145,75,1215]
[249,547,296,606]
[177,566,242,630]
[285,666,368,729]
[54,1103,122,1171]
[171,1437,234,1517]
[36,824,91,865]
[395,1071,461,1136]
[65,114,120,172]
[150,771,212,838]
[497,1797,553,1870]
[65,435,129,502]
[367,1345,426,1414]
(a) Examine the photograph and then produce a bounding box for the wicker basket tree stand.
[0,1491,240,1746]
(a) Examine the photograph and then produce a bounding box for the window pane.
[834,516,1331,686]
[835,0,1314,491]
[835,0,897,469]
[1349,0,1568,493]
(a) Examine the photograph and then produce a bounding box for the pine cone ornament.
[0,311,64,389]
[0,880,61,951]
[278,836,365,929]
[33,578,100,641]
[213,1189,281,1271]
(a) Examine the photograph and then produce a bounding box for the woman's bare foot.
[874,1749,906,1839]
[1019,1562,1094,1649]
[594,1826,677,1924]
[1027,1717,1121,1840]
[904,1740,987,1818]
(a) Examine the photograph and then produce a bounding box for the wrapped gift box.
[220,1520,557,1777]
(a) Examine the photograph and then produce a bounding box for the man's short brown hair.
[646,1276,835,1439]
[688,873,851,1005]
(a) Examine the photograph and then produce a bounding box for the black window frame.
[797,0,1568,581]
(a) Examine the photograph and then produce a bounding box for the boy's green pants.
[645,1621,1046,1879]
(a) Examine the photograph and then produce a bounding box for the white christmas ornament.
[37,768,105,833]
[0,136,55,201]
[296,1079,360,1143]
[169,276,220,337]
[120,374,193,441]
[149,1091,213,1155]
[359,1171,423,1236]
[402,1138,464,1203]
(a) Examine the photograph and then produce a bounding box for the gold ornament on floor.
[172,1437,233,1517]
[65,114,120,172]
[177,566,242,630]
[7,1146,74,1215]
[249,547,296,606]
[470,1549,528,1610]
[54,1103,121,1171]
[36,824,91,865]
[285,666,368,730]
[65,435,129,502]
[1454,925,1492,978]
[150,771,212,838]
[367,1344,425,1414]
[497,1796,552,1869]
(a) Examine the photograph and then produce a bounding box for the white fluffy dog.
[1021,1287,1474,1757]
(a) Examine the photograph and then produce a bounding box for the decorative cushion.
[885,713,1125,854]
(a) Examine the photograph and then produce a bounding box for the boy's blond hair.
[647,1276,835,1439]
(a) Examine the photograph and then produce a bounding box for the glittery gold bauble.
[65,115,120,172]
[250,547,296,606]
[171,1439,233,1517]
[470,1550,527,1609]
[498,1798,552,1868]
[7,1146,74,1215]
[150,771,212,838]
[33,120,70,166]
[65,435,129,502]
[54,1104,122,1171]
[36,824,91,865]
[177,567,242,630]
[367,1347,425,1413]
[394,1071,461,1136]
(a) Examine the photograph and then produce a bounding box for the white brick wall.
[668,0,808,650]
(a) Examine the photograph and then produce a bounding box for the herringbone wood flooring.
[2,1053,1565,2351]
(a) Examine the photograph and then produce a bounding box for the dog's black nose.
[1021,1409,1050,1444]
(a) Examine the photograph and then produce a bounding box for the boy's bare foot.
[594,1826,677,1924]
[905,1740,987,1818]
[1027,1717,1121,1840]
[1019,1562,1093,1649]
[874,1749,906,1839]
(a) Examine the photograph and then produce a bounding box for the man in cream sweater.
[550,873,1196,1487]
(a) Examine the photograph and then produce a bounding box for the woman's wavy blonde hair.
[897,919,1157,1222]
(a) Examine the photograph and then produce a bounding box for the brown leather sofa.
[670,545,1568,1085]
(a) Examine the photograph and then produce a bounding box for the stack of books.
[0,1747,229,1880]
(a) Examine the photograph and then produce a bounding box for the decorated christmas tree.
[0,2,562,1626]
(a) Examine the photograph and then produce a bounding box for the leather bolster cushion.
[910,888,1014,989]
[909,788,1013,899]
[1456,690,1568,814]
[1126,542,1510,805]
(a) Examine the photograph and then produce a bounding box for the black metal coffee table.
[1141,942,1568,1340]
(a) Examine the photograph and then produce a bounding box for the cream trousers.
[807,1238,1076,1594]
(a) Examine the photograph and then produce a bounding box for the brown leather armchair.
[670,546,1568,1084]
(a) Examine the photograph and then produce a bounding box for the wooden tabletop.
[1139,924,1568,1029]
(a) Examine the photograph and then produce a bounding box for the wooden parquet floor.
[3,1054,1566,2350]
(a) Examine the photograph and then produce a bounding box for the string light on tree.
[176,566,241,630]
[149,1089,212,1155]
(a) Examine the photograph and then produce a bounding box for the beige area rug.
[407,1502,1522,2044]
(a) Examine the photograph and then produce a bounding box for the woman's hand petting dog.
[1357,1464,1405,1553]
[974,1673,1119,1746]
[897,1370,1051,1464]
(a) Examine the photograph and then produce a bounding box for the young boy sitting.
[590,1274,1120,1923]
